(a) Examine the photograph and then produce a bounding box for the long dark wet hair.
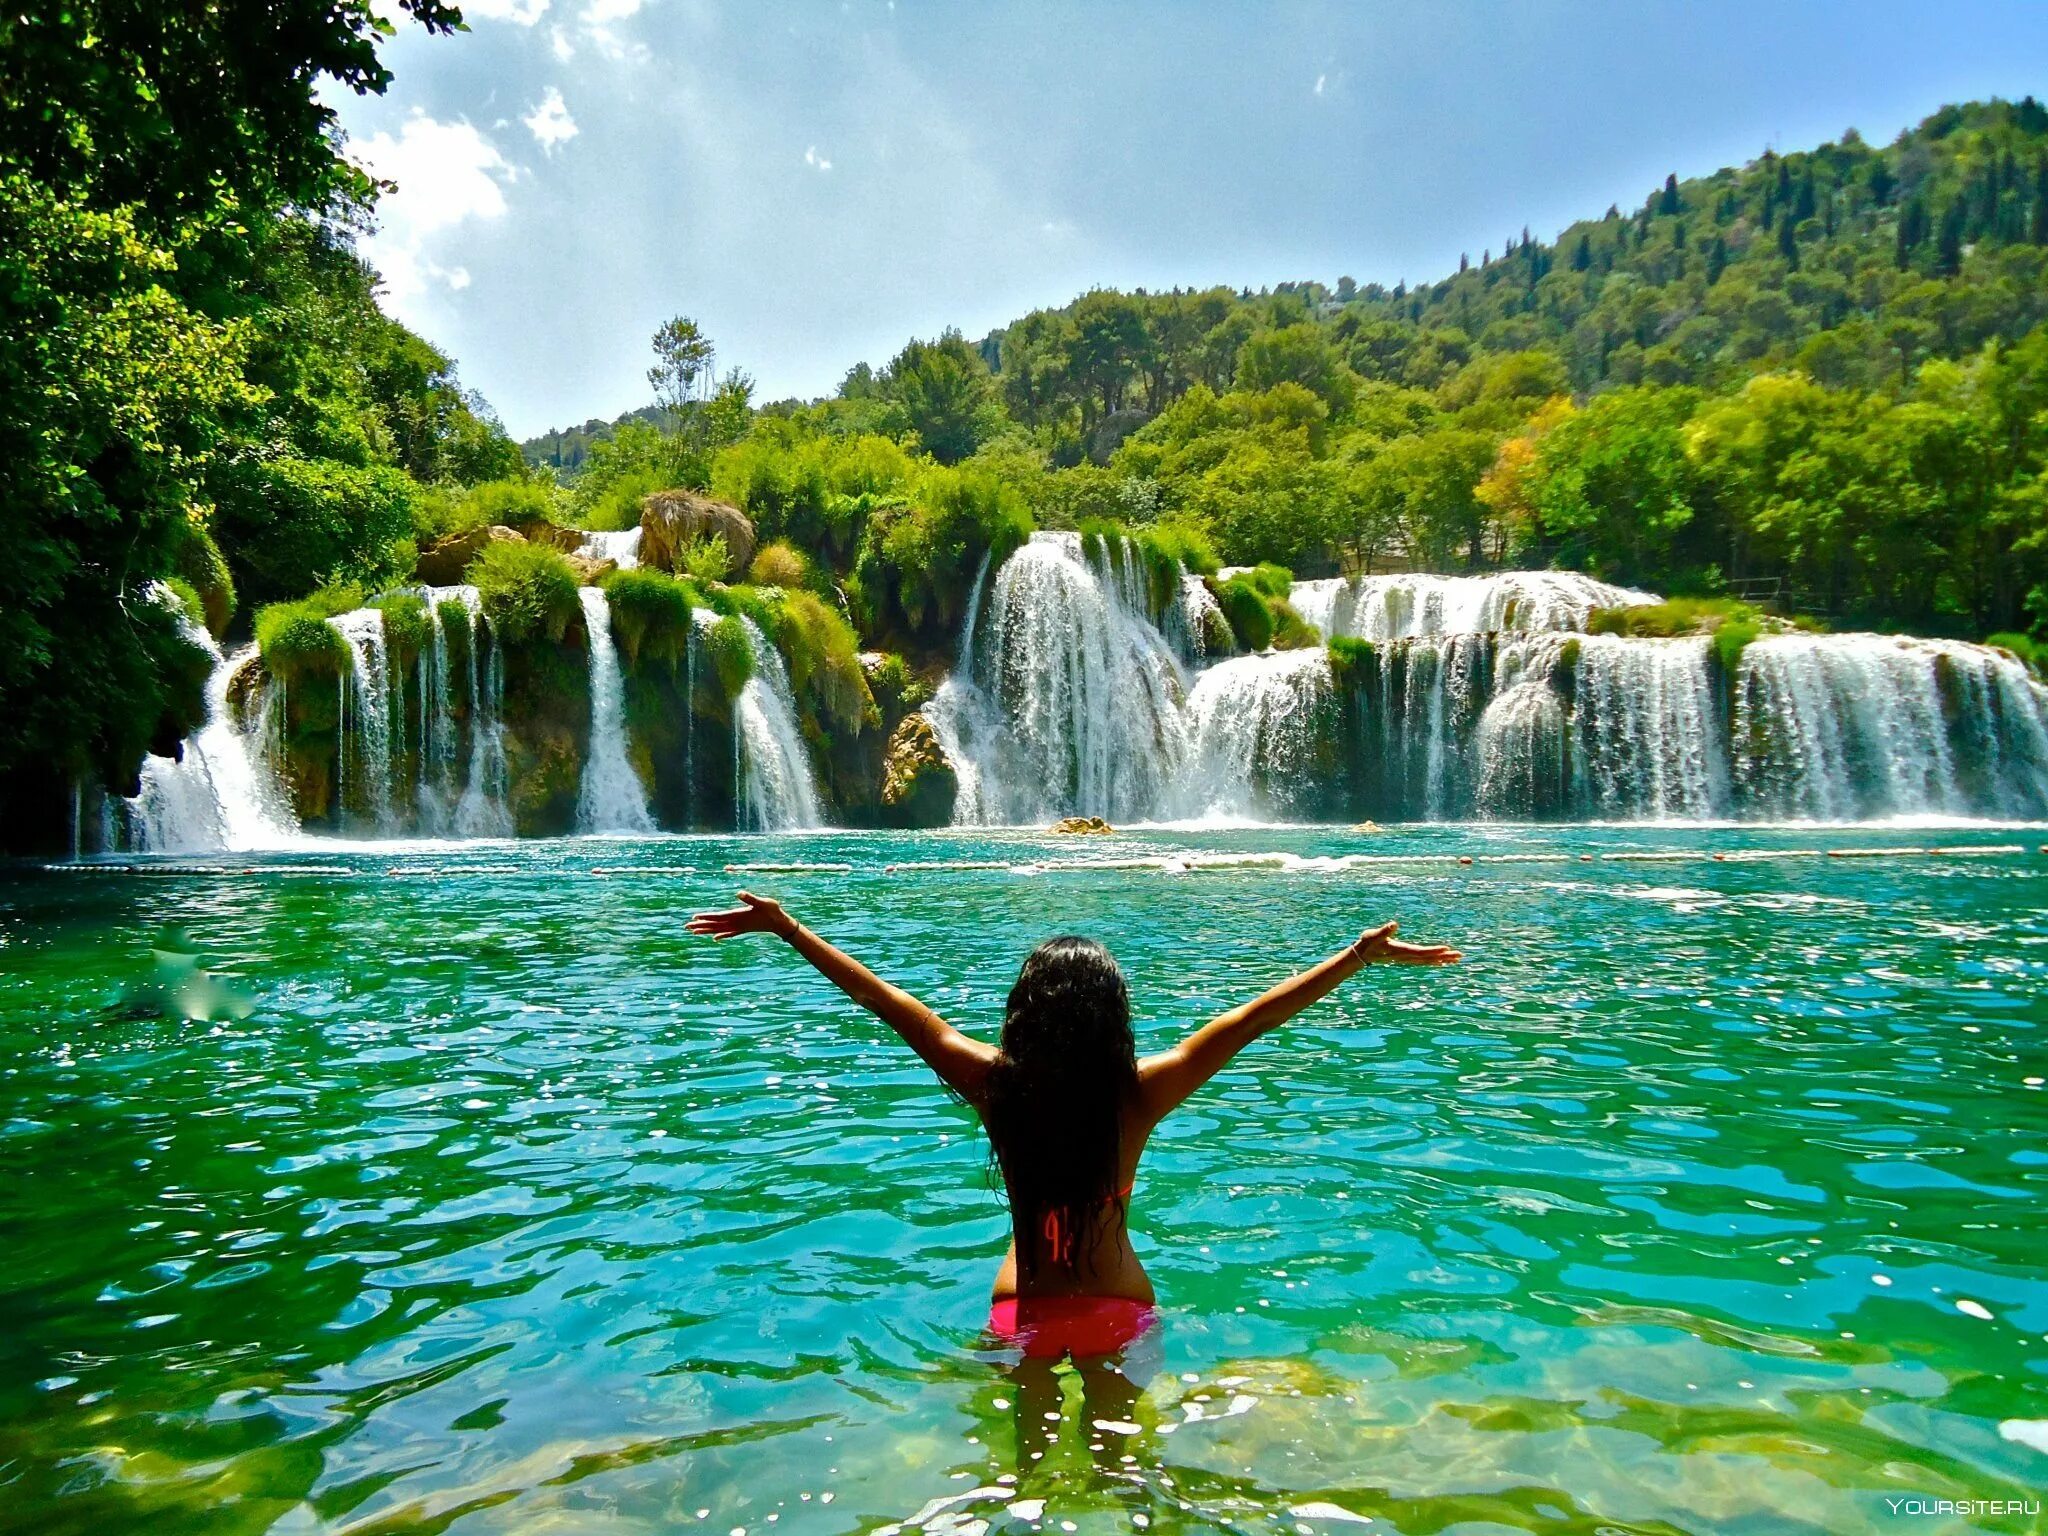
[979,935,1139,1277]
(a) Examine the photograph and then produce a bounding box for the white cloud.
[583,0,652,60]
[524,87,579,153]
[804,145,833,173]
[463,0,549,20]
[1314,73,1327,96]
[550,24,575,60]
[354,112,518,313]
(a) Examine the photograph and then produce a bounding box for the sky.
[333,0,2048,440]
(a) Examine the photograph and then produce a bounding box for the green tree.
[881,329,1001,464]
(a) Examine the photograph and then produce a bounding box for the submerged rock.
[417,524,524,586]
[880,712,957,827]
[1049,815,1115,834]
[640,490,756,578]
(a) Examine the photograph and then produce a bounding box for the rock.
[640,490,756,579]
[503,515,583,554]
[564,553,617,585]
[1049,815,1115,835]
[879,712,957,828]
[416,524,524,586]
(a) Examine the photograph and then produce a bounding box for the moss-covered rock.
[417,523,523,586]
[878,711,958,828]
[642,489,757,578]
[470,540,579,645]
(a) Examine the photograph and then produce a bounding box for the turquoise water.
[3,824,2046,1534]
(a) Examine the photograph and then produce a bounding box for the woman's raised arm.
[687,891,998,1102]
[1136,921,1460,1124]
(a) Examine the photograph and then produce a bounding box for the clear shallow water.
[3,824,2046,1535]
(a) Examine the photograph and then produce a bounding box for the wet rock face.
[639,491,757,579]
[563,553,617,585]
[416,525,525,586]
[879,712,957,828]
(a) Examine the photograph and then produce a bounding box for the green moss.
[469,540,579,645]
[1214,574,1275,652]
[1327,636,1376,686]
[1559,636,1582,671]
[1587,596,1760,638]
[1137,518,1220,576]
[171,517,236,636]
[1249,562,1294,599]
[370,592,431,660]
[1268,598,1320,650]
[255,600,351,682]
[1712,617,1760,672]
[602,566,696,668]
[772,587,876,735]
[705,614,754,696]
[747,539,811,588]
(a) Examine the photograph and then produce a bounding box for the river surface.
[3,824,2045,1534]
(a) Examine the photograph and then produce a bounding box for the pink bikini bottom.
[987,1296,1157,1359]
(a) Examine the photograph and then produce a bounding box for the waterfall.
[447,589,514,838]
[1292,570,1656,639]
[1733,634,2048,820]
[575,527,643,570]
[333,609,395,831]
[1174,648,1333,820]
[122,612,299,853]
[930,531,1191,823]
[576,586,656,833]
[730,614,824,831]
[1573,635,1727,819]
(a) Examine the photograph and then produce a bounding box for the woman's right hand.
[1353,921,1461,965]
[686,890,795,941]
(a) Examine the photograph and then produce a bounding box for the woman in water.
[686,891,1460,1361]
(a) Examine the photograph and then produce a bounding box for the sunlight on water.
[2,824,2044,1534]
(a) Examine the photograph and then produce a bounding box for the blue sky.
[336,0,2048,439]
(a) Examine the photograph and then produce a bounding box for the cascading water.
[575,527,643,570]
[921,540,2048,824]
[333,608,395,831]
[1173,648,1333,821]
[576,586,656,833]
[928,532,1192,823]
[124,648,299,853]
[1734,634,2048,820]
[728,613,824,830]
[1292,570,1656,640]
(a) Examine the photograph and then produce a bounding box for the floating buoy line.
[35,843,2046,879]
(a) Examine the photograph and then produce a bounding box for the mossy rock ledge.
[879,712,958,828]
[641,490,756,577]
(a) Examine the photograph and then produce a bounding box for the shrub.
[255,600,351,681]
[1587,596,1759,638]
[854,467,1033,640]
[602,566,696,668]
[705,614,754,696]
[1987,632,2042,674]
[171,517,236,636]
[1269,598,1320,650]
[679,532,732,583]
[160,577,208,633]
[1141,516,1220,577]
[867,652,931,721]
[437,598,474,678]
[469,540,579,645]
[748,539,810,588]
[1713,616,1760,672]
[1214,574,1274,652]
[370,592,431,659]
[1249,562,1294,599]
[213,454,422,606]
[772,588,876,735]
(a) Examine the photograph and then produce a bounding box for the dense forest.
[5,0,2046,845]
[531,98,2048,646]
